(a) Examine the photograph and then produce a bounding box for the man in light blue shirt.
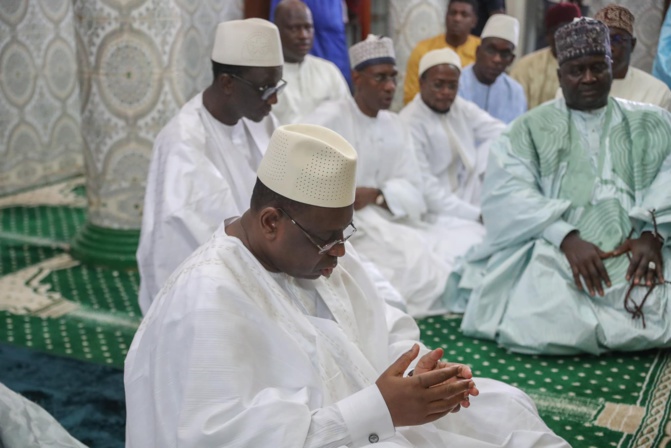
[459,14,526,123]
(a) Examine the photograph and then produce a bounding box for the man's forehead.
[280,3,312,24]
[563,54,610,67]
[608,26,631,37]
[426,64,460,79]
[246,65,283,81]
[482,37,514,49]
[301,205,353,231]
[449,1,474,13]
[364,63,397,74]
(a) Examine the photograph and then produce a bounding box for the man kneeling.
[124,124,567,447]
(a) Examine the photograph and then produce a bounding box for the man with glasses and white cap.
[125,123,568,447]
[458,14,526,124]
[401,48,505,230]
[136,18,286,314]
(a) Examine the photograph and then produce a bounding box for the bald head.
[274,0,314,63]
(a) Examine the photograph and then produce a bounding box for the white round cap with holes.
[419,48,462,77]
[211,18,283,67]
[258,124,358,208]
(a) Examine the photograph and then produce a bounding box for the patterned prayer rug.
[0,179,669,447]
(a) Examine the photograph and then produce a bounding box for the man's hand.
[560,231,611,296]
[376,345,479,427]
[354,187,381,211]
[602,232,664,286]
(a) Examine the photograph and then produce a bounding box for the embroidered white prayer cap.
[349,34,396,70]
[211,18,283,67]
[419,48,462,76]
[258,124,358,208]
[481,14,520,47]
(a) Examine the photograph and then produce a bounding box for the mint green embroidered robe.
[447,98,671,355]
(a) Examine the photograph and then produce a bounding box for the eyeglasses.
[229,74,287,101]
[360,72,398,85]
[278,208,357,254]
[610,34,631,47]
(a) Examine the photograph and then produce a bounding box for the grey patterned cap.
[349,34,396,71]
[555,17,611,65]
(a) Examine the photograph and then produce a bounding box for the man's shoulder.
[512,47,551,69]
[412,33,446,53]
[629,67,670,91]
[500,73,525,92]
[155,93,205,143]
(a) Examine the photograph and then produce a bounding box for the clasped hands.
[560,231,665,296]
[376,344,479,427]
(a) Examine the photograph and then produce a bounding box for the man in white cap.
[136,18,285,314]
[305,35,485,317]
[272,0,350,124]
[459,14,526,124]
[124,123,568,447]
[400,48,506,225]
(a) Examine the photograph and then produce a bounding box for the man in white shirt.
[401,48,506,222]
[272,0,350,124]
[306,35,484,316]
[458,14,527,124]
[136,19,285,314]
[125,123,568,448]
[556,5,671,111]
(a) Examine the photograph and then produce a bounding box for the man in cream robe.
[136,19,285,314]
[555,5,671,111]
[272,0,350,124]
[307,36,482,316]
[448,18,671,355]
[400,48,506,222]
[125,123,568,447]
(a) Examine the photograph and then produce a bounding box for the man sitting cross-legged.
[124,123,568,447]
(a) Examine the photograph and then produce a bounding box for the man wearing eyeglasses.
[400,48,505,230]
[136,19,286,315]
[125,123,568,448]
[556,5,671,112]
[458,14,526,124]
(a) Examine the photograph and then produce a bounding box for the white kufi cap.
[258,124,358,208]
[349,34,395,70]
[211,18,283,67]
[419,48,461,77]
[481,14,519,47]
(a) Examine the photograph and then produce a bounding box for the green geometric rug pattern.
[1,179,670,447]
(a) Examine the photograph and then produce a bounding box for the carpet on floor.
[1,178,670,447]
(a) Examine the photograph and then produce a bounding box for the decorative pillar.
[0,1,83,195]
[70,0,242,269]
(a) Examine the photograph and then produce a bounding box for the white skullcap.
[258,124,358,208]
[211,18,283,67]
[419,48,462,77]
[481,14,520,47]
[349,34,395,70]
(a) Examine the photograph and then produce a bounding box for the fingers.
[655,256,665,284]
[594,257,612,292]
[415,348,444,372]
[603,240,630,259]
[571,265,583,292]
[386,344,419,377]
[426,378,474,401]
[416,365,462,389]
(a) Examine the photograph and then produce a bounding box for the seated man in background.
[556,5,671,111]
[400,48,505,222]
[404,0,481,104]
[307,35,483,316]
[458,14,526,124]
[447,18,671,356]
[136,18,283,314]
[510,2,581,109]
[272,0,350,124]
[125,123,568,448]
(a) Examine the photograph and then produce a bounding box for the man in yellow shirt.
[404,0,480,104]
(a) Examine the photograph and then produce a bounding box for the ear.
[258,207,283,241]
[218,73,235,95]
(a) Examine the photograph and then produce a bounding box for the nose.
[383,79,396,92]
[297,27,309,39]
[328,242,346,258]
[582,68,596,83]
[266,92,279,105]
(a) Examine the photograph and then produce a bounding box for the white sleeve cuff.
[542,220,577,248]
[336,384,395,446]
[379,187,406,218]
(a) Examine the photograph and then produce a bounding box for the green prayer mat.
[0,179,669,447]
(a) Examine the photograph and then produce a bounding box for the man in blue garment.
[458,14,526,124]
[270,0,351,87]
[447,17,671,355]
